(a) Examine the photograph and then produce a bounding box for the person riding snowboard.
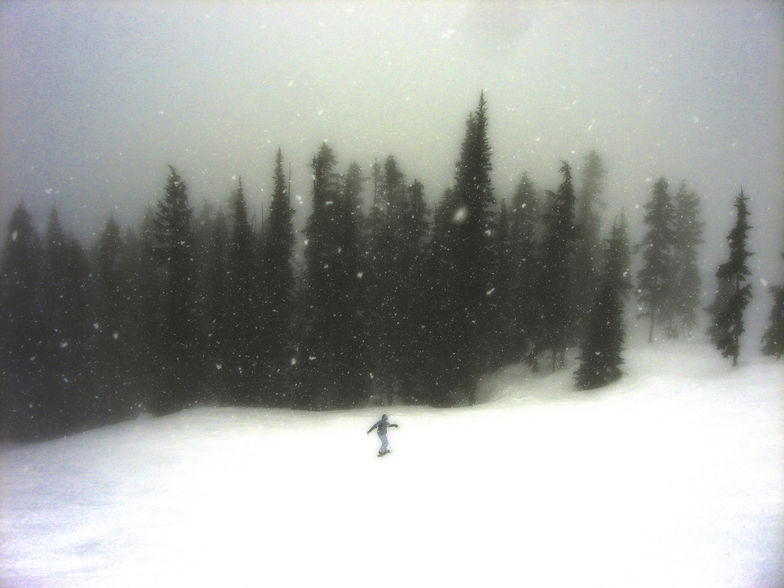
[367,414,398,456]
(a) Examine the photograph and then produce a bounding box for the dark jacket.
[367,414,398,436]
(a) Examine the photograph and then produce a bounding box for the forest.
[2,93,782,441]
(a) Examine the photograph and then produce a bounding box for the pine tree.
[39,208,91,433]
[131,209,164,412]
[397,178,430,402]
[421,188,463,406]
[299,143,354,408]
[331,162,367,406]
[0,203,45,439]
[610,211,633,300]
[708,189,753,366]
[575,218,627,390]
[540,161,577,371]
[508,172,541,367]
[573,150,606,335]
[671,181,704,338]
[93,215,130,417]
[58,234,91,429]
[227,176,257,404]
[636,177,676,341]
[152,165,197,413]
[489,199,514,368]
[449,91,496,403]
[201,210,231,403]
[365,156,406,403]
[761,253,784,359]
[260,149,297,405]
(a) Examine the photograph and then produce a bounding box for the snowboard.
[377,449,391,457]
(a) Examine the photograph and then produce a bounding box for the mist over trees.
[1,93,768,441]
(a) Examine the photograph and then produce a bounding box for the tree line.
[2,93,782,440]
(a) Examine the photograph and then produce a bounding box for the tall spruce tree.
[422,188,463,406]
[40,208,91,433]
[573,150,606,336]
[93,215,131,417]
[0,203,45,439]
[508,172,541,367]
[611,211,633,300]
[671,181,704,338]
[365,156,407,402]
[132,209,164,412]
[540,161,577,371]
[398,179,430,402]
[489,199,514,368]
[202,210,231,403]
[299,143,361,408]
[260,149,297,405]
[708,188,752,366]
[636,177,676,341]
[152,165,197,413]
[227,176,258,404]
[575,217,627,390]
[331,162,367,406]
[449,91,496,403]
[761,252,784,359]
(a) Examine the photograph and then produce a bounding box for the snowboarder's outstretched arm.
[389,423,399,428]
[367,421,379,434]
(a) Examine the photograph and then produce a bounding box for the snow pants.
[378,431,388,453]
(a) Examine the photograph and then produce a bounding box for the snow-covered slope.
[2,343,782,587]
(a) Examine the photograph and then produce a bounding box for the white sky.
[1,1,782,287]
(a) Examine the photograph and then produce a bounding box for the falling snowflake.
[453,207,468,224]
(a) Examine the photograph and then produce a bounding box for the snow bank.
[2,343,782,587]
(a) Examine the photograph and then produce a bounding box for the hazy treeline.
[2,93,782,441]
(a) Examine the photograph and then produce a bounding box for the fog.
[2,1,782,310]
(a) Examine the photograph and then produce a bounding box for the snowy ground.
[2,342,782,587]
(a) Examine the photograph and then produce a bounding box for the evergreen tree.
[152,165,197,413]
[671,181,704,338]
[331,162,367,406]
[539,161,577,371]
[0,203,45,439]
[761,254,784,359]
[39,208,91,433]
[396,178,430,402]
[227,176,258,404]
[508,172,541,367]
[59,234,91,427]
[131,209,164,412]
[201,210,232,403]
[488,199,514,369]
[299,143,359,408]
[609,211,633,300]
[449,91,496,403]
[636,177,676,341]
[93,215,131,418]
[365,155,411,403]
[573,150,606,335]
[708,189,753,366]
[575,218,627,390]
[260,149,297,405]
[421,188,463,406]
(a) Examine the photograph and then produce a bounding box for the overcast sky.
[1,1,782,319]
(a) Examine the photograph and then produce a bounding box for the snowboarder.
[367,414,398,456]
